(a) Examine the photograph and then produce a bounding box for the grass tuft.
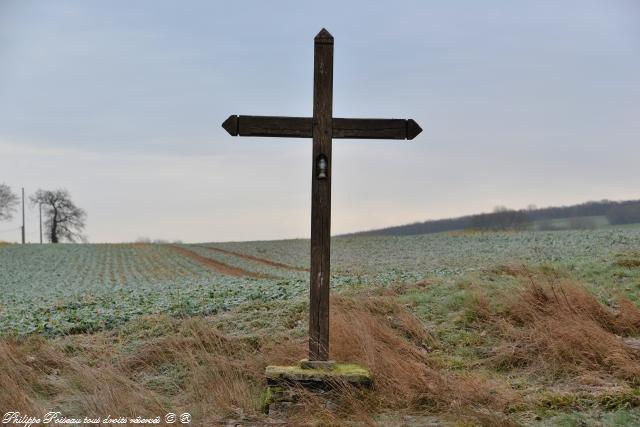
[476,274,640,382]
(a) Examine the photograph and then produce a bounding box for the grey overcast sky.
[0,1,639,243]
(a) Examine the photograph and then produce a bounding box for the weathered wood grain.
[236,116,312,138]
[223,116,422,140]
[334,118,408,139]
[309,28,333,361]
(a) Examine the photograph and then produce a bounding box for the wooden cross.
[223,29,421,362]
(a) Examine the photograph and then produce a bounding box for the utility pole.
[21,188,25,245]
[39,202,43,244]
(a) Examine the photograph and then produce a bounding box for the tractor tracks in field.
[168,245,276,279]
[195,245,309,272]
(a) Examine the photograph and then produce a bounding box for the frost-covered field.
[0,244,305,335]
[213,227,640,281]
[1,227,639,335]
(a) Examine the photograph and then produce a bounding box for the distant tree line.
[524,200,640,223]
[347,216,474,237]
[469,206,531,231]
[607,203,640,225]
[347,199,640,237]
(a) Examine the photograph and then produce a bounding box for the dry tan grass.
[0,339,44,413]
[329,295,519,425]
[0,291,522,426]
[479,274,640,382]
[0,336,166,417]
[119,317,305,421]
[8,273,638,425]
[615,257,640,268]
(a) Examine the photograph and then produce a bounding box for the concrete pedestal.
[262,360,372,414]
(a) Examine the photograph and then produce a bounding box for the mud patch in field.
[197,245,308,272]
[168,245,274,279]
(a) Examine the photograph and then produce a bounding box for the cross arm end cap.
[222,115,239,136]
[407,119,422,140]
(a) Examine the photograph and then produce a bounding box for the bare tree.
[0,183,19,221]
[31,189,87,243]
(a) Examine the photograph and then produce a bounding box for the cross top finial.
[314,28,333,44]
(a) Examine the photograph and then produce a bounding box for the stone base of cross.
[223,28,421,362]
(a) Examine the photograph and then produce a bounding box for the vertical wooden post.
[222,28,422,365]
[309,28,333,361]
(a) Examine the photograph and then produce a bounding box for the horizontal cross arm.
[222,115,312,138]
[222,115,422,140]
[333,118,422,140]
